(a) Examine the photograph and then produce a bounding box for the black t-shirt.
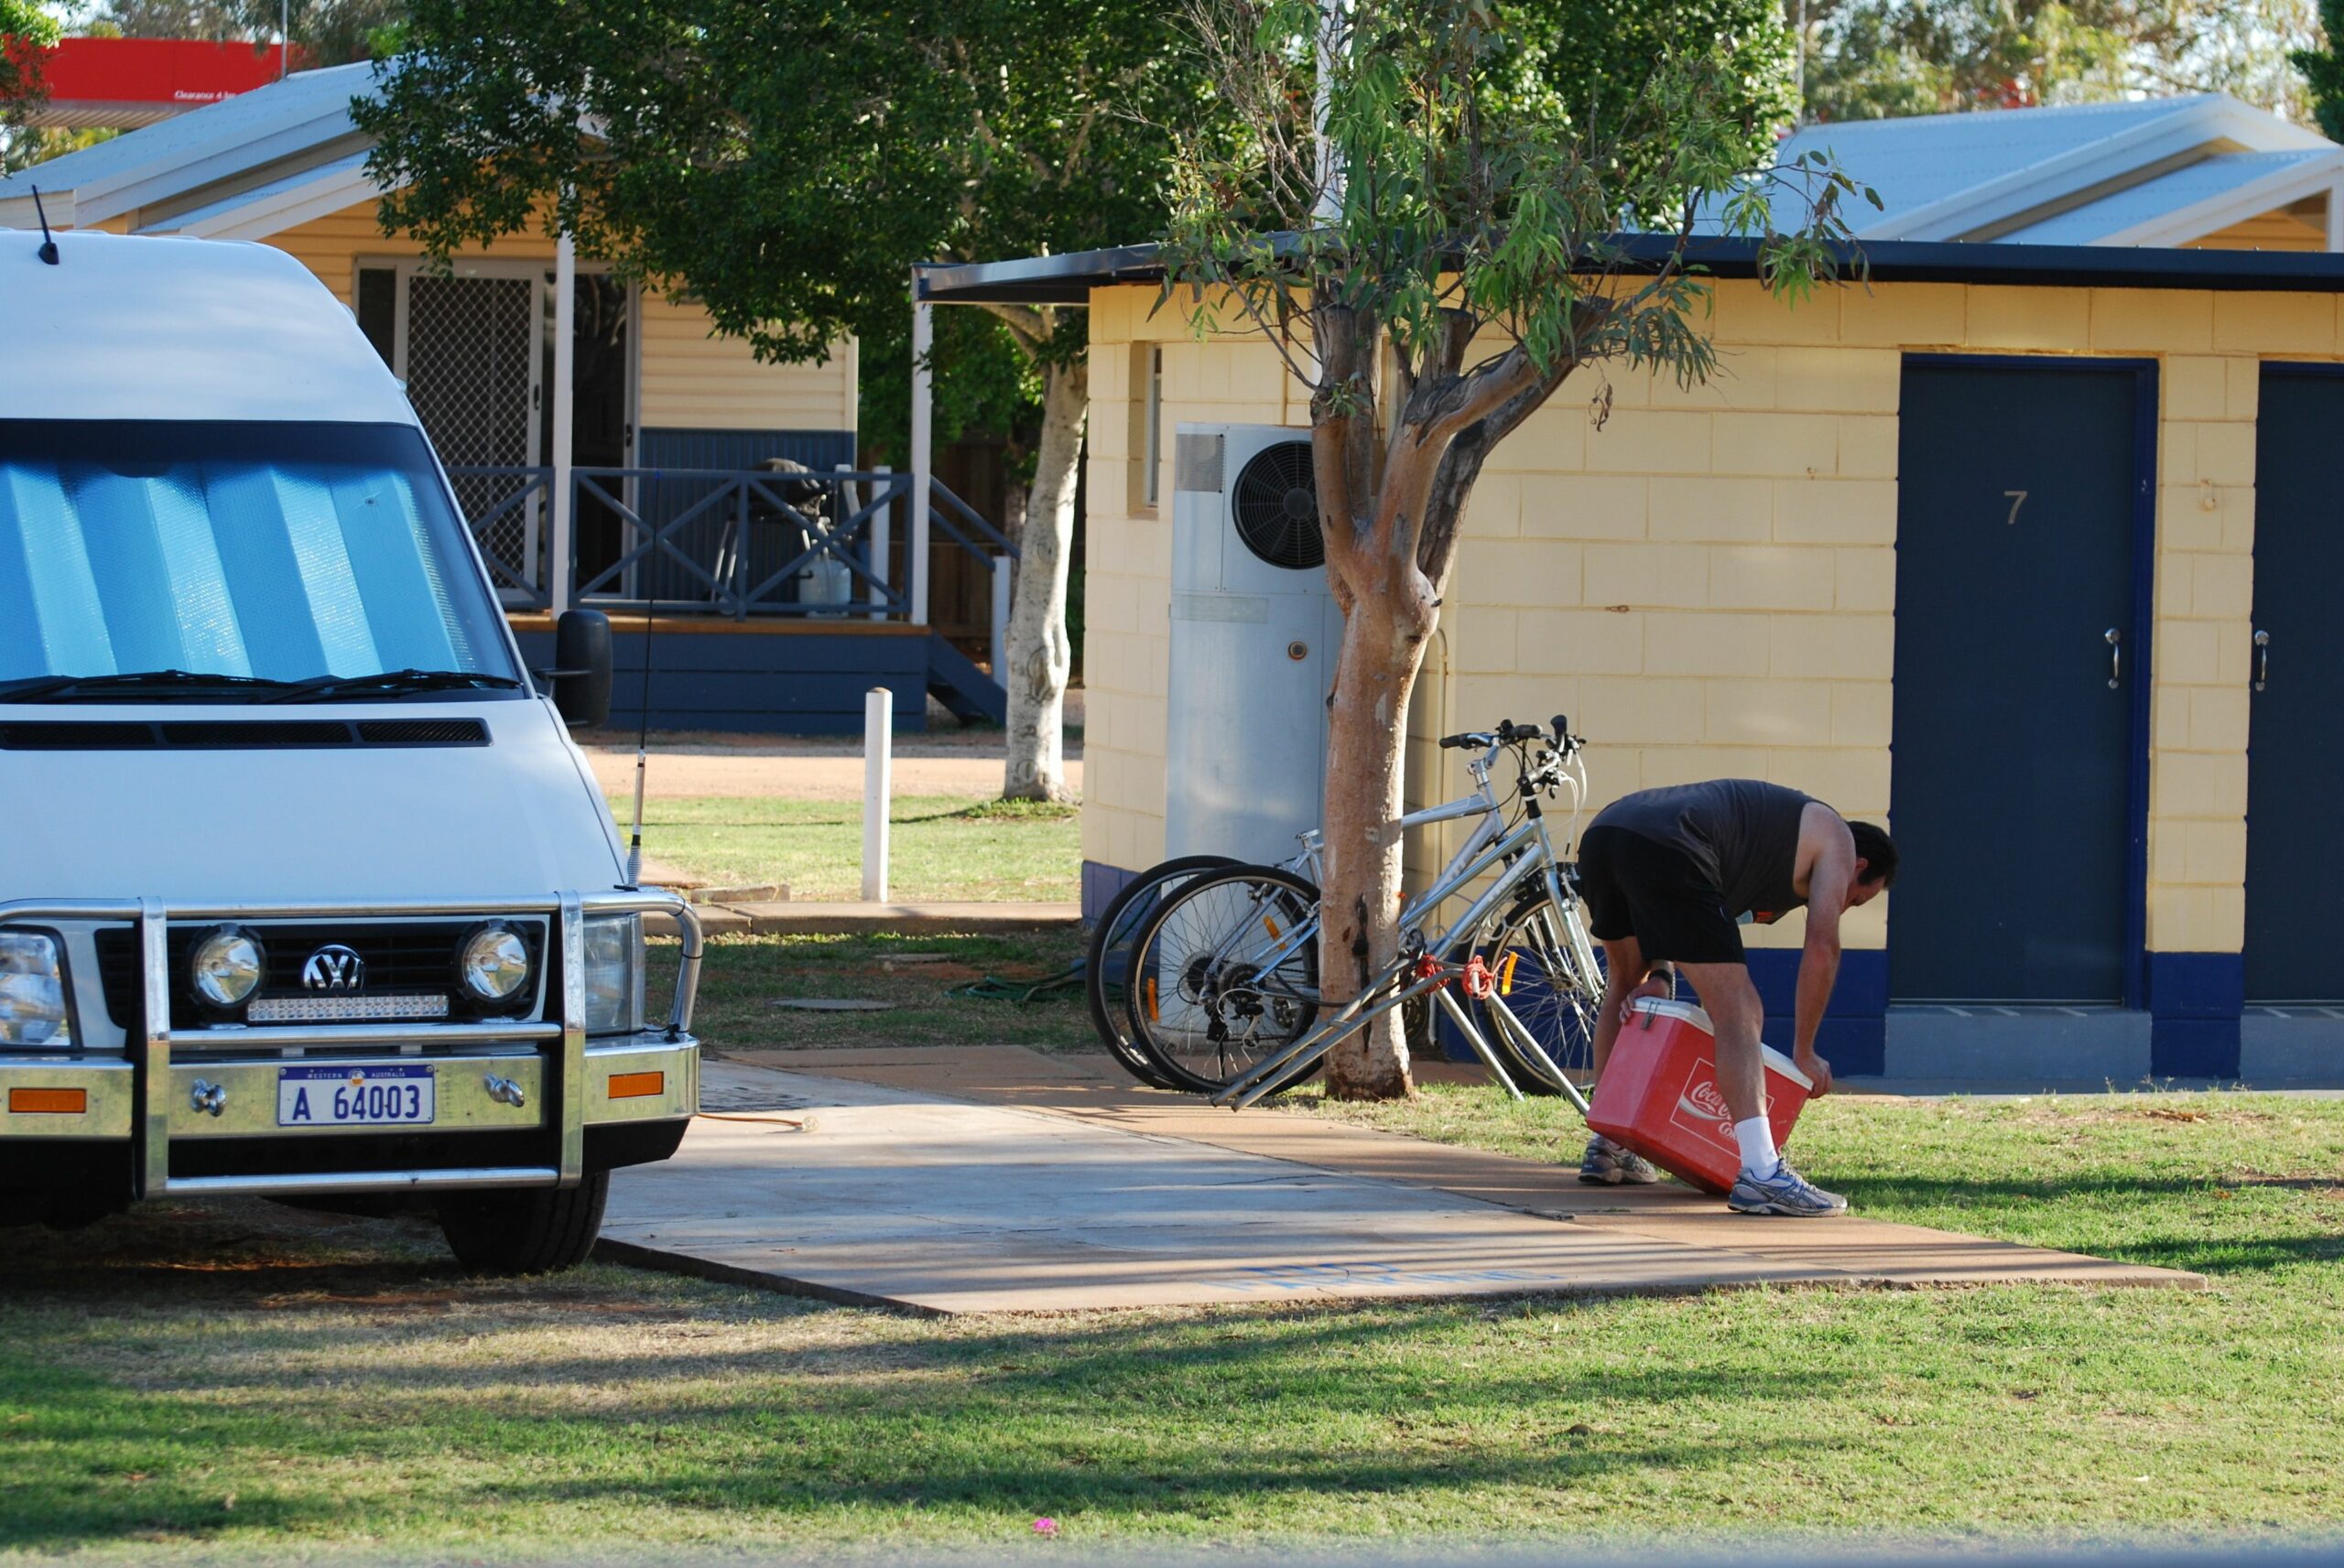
[1590,779,1815,923]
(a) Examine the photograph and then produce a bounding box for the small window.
[1143,345,1165,506]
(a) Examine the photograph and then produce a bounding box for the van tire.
[439,1171,610,1274]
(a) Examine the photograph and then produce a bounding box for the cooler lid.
[1625,998,1815,1091]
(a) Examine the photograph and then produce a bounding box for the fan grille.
[1231,441,1324,570]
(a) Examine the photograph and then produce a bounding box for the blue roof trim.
[917,233,2344,304]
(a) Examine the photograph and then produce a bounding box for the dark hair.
[1848,820,1897,888]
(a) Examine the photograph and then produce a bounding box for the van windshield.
[0,420,518,698]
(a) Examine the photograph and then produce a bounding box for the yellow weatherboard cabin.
[922,95,2344,1086]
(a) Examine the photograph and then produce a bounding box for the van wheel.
[439,1171,609,1274]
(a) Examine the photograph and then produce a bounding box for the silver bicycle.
[1123,717,1606,1109]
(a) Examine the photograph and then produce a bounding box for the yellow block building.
[928,230,2344,1083]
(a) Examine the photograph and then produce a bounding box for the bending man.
[1571,779,1896,1217]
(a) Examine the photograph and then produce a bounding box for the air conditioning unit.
[1164,424,1341,866]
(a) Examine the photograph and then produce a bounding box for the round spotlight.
[458,923,532,1005]
[190,925,266,1009]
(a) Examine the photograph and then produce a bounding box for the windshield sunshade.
[0,421,515,693]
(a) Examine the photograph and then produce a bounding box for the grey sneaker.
[1727,1159,1849,1217]
[1579,1135,1661,1185]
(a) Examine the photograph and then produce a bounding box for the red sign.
[16,37,312,125]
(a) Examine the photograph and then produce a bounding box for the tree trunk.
[1001,357,1088,802]
[1318,590,1430,1099]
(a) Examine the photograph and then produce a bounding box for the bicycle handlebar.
[1438,715,1578,752]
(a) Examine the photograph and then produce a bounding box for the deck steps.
[925,633,1007,726]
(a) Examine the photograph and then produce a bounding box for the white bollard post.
[990,555,1012,683]
[862,687,893,903]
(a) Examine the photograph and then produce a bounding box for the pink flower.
[1031,1518,1060,1539]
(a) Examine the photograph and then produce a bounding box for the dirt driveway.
[580,693,1086,800]
[581,749,1083,801]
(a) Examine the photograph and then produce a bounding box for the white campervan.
[0,230,700,1271]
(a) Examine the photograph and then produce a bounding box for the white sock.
[1733,1116,1779,1178]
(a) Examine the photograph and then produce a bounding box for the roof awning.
[917,234,2344,305]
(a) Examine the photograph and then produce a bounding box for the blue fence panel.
[632,429,858,603]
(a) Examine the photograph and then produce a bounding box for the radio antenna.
[624,596,653,887]
[31,188,59,265]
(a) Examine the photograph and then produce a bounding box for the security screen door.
[402,272,541,594]
[2244,367,2344,1003]
[1890,360,2146,1005]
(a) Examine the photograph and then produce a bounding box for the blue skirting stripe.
[1081,860,1142,926]
[2147,952,2244,1078]
[1745,948,1888,1076]
[514,627,928,736]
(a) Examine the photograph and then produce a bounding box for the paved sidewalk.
[598,1050,2198,1314]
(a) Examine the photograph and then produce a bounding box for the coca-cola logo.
[1677,1076,1731,1132]
[1666,1062,1737,1152]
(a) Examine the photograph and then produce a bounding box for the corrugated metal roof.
[1771,93,2339,246]
[1999,148,2336,243]
[1778,98,2211,227]
[0,60,375,206]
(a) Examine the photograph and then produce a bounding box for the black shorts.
[1574,826,1745,965]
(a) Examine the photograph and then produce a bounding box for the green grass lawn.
[616,795,1078,903]
[2,1086,2339,1555]
[686,930,1096,1054]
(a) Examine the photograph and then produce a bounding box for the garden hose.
[949,962,1087,1005]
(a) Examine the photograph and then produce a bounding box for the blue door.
[2245,367,2344,1003]
[1890,360,2151,1004]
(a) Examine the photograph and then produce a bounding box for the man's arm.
[1792,835,1857,1097]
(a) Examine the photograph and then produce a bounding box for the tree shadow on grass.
[0,1321,1793,1552]
[1836,1172,2344,1275]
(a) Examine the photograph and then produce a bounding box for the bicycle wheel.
[1462,892,1602,1095]
[1125,863,1322,1097]
[1085,855,1236,1089]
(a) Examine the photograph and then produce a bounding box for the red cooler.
[1586,997,1814,1194]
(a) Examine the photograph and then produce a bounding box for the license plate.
[277,1065,436,1128]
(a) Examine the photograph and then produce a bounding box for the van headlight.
[0,931,71,1046]
[581,914,643,1035]
[190,925,266,1010]
[458,922,533,1008]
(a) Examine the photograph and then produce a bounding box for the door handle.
[2254,629,2270,692]
[2105,628,2121,689]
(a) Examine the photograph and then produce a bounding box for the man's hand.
[1618,970,1673,1028]
[1795,1048,1834,1098]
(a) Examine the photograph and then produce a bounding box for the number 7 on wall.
[2003,489,2028,526]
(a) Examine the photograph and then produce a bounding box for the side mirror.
[548,609,613,728]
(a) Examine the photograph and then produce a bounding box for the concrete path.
[600,1051,2198,1314]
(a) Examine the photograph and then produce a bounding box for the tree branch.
[973,300,1051,351]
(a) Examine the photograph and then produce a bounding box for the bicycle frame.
[1213,803,1592,1110]
[1159,752,1517,1015]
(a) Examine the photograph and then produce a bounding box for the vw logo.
[301,945,364,992]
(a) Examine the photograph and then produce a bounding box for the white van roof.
[0,229,417,426]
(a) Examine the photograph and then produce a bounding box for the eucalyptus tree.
[1802,0,2320,123]
[1161,0,1870,1100]
[358,0,1196,800]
